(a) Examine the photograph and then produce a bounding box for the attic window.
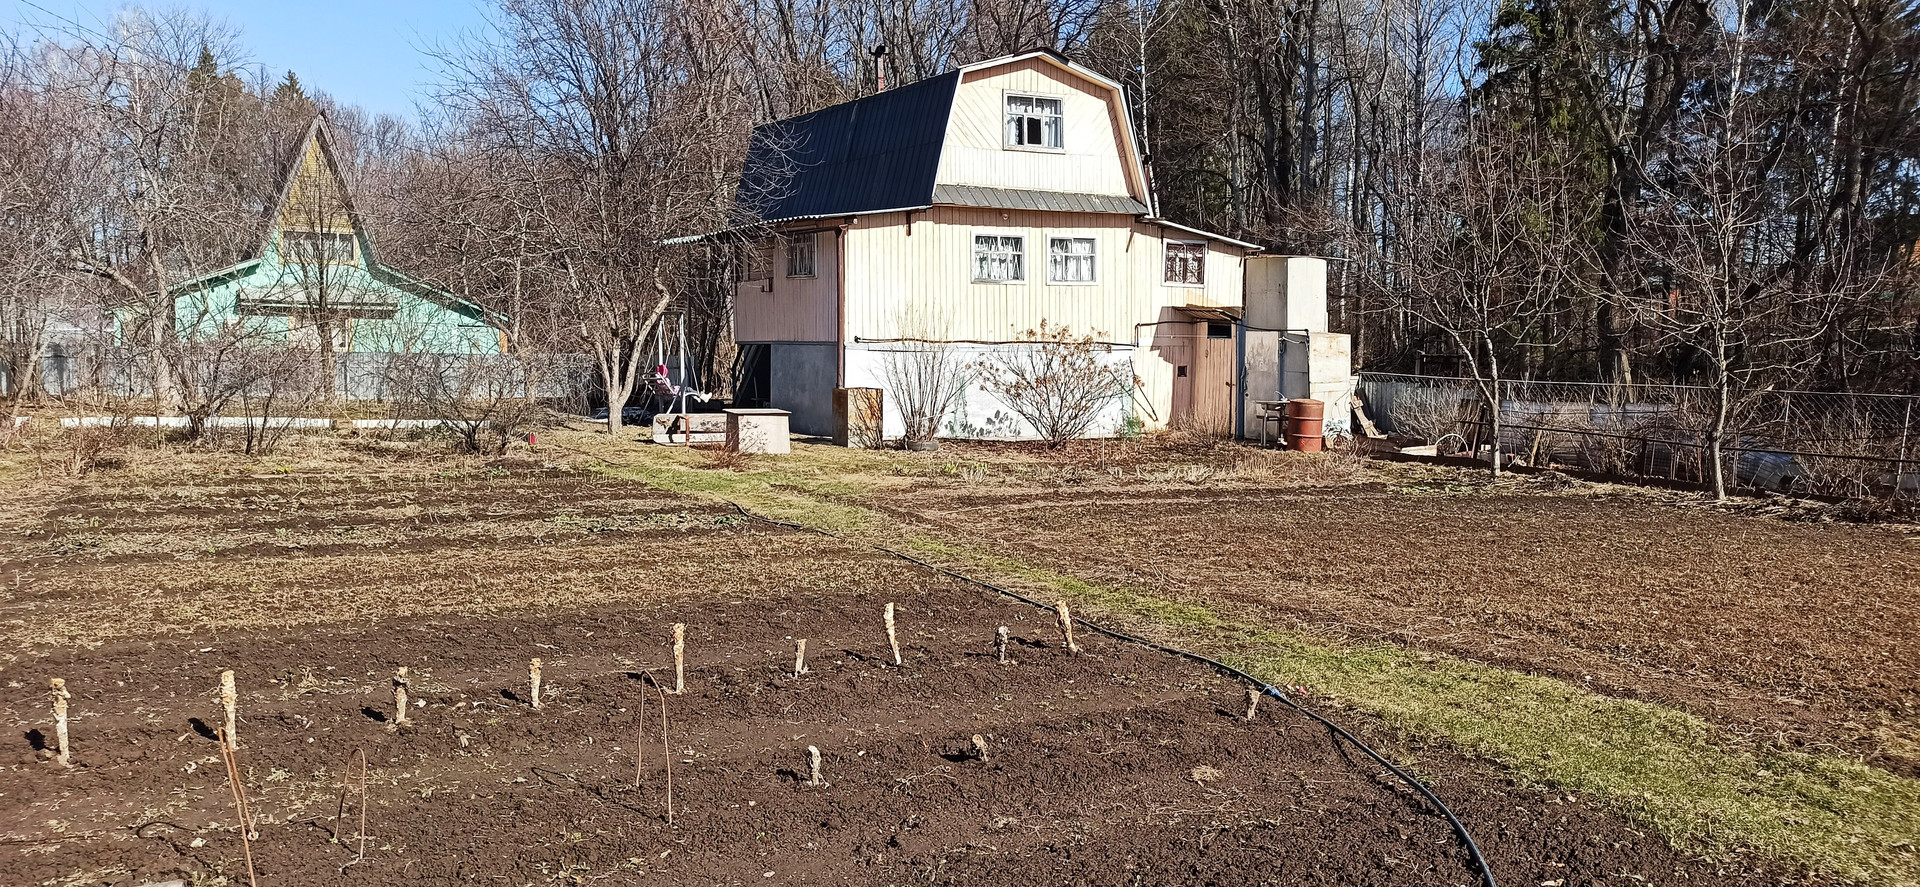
[1005,94,1063,150]
[282,230,356,265]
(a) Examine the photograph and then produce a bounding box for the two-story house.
[719,50,1300,439]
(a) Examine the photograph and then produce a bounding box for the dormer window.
[282,230,356,265]
[1005,94,1063,150]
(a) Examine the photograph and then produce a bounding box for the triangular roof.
[170,116,505,325]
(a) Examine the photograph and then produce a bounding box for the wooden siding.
[837,207,1245,431]
[735,228,841,343]
[842,207,1243,342]
[935,59,1140,200]
[278,140,355,234]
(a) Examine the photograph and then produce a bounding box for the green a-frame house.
[167,116,504,365]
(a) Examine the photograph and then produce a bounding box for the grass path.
[575,433,1920,885]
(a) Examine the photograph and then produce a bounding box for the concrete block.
[725,408,791,454]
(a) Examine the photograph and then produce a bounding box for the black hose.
[734,503,1500,887]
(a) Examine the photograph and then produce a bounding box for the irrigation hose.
[733,503,1500,887]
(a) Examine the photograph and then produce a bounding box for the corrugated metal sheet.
[931,185,1149,214]
[737,73,961,223]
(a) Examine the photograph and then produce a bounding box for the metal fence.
[26,347,595,409]
[1358,372,1920,498]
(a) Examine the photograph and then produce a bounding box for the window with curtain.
[973,234,1025,282]
[1048,237,1096,283]
[1005,94,1063,149]
[785,232,816,278]
[1164,241,1206,285]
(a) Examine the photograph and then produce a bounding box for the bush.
[974,323,1137,448]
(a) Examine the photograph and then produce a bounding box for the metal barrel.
[1285,398,1326,452]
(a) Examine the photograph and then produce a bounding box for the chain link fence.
[1359,372,1920,498]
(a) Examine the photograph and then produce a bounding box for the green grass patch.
[902,537,1920,885]
[595,447,1920,885]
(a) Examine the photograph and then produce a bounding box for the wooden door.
[1170,321,1236,434]
[1191,324,1236,434]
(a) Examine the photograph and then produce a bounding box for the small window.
[973,234,1025,282]
[747,239,774,281]
[1048,237,1096,283]
[282,230,356,265]
[785,233,816,278]
[1005,94,1063,149]
[1164,241,1206,285]
[1207,321,1232,339]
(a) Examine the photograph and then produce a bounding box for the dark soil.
[0,464,1817,886]
[887,481,1920,774]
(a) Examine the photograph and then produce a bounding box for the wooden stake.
[633,693,647,789]
[1244,686,1260,721]
[529,658,543,709]
[1054,601,1081,654]
[807,745,823,786]
[884,603,902,666]
[793,639,809,677]
[355,748,369,864]
[657,682,673,825]
[672,623,686,694]
[217,728,258,887]
[391,667,409,728]
[49,678,71,767]
[219,670,240,748]
[995,626,1010,665]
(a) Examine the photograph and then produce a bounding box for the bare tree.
[433,0,755,434]
[1382,90,1594,476]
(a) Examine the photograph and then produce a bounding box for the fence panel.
[1358,372,1919,498]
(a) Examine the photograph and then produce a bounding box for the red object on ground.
[526,433,538,447]
[1285,398,1325,452]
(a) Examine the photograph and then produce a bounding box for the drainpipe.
[1233,317,1247,440]
[835,219,851,388]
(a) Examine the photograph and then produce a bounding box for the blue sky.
[4,0,490,120]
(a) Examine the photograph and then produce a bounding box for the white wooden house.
[708,49,1344,440]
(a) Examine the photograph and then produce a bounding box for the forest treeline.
[2,0,1916,429]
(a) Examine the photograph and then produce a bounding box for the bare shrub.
[880,309,969,445]
[974,323,1135,448]
[1388,388,1472,448]
[1797,402,1899,500]
[385,353,542,454]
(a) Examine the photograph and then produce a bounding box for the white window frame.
[971,230,1027,284]
[282,229,357,265]
[1162,239,1208,286]
[1003,91,1065,152]
[785,232,817,279]
[1046,235,1099,285]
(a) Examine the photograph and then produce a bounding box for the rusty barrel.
[1285,398,1325,452]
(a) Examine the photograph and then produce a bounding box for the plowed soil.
[889,478,1920,773]
[0,460,1812,886]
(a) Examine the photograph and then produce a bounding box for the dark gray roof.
[931,184,1148,215]
[737,73,961,223]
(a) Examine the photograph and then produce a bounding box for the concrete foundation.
[766,343,838,437]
